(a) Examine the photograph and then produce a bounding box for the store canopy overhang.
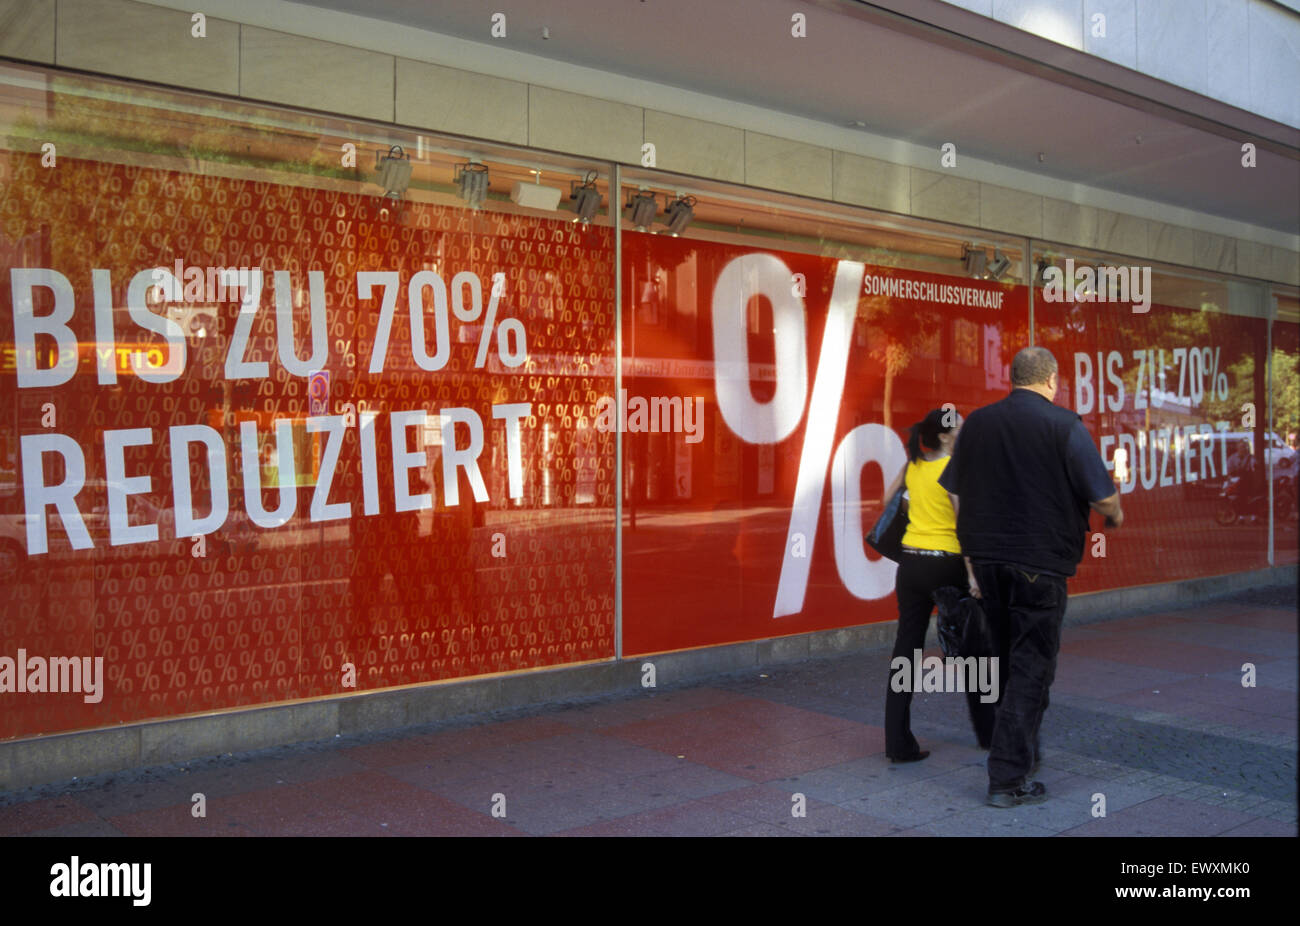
[283,0,1298,235]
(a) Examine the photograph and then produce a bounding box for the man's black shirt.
[938,388,1116,577]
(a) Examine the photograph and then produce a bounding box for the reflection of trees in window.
[913,312,943,361]
[1269,345,1299,442]
[952,318,979,367]
[859,294,944,430]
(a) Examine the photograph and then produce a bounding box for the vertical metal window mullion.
[613,162,624,660]
[1266,286,1275,567]
[1025,239,1036,345]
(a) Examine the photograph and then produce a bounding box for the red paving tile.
[678,742,855,782]
[107,803,257,837]
[340,738,452,769]
[205,782,378,836]
[481,716,583,744]
[324,780,521,836]
[257,751,370,784]
[0,797,100,836]
[296,770,420,812]
[256,809,390,837]
[603,716,756,754]
[383,755,493,790]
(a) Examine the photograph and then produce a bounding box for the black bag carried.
[866,486,908,563]
[933,585,995,658]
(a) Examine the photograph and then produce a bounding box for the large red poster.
[620,233,1030,655]
[620,236,1281,656]
[0,153,616,740]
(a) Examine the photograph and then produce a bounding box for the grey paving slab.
[720,822,802,836]
[1208,657,1299,692]
[1215,817,1296,836]
[840,778,981,827]
[21,819,130,837]
[626,762,753,800]
[915,806,1059,837]
[775,804,901,836]
[493,791,609,836]
[1060,795,1260,837]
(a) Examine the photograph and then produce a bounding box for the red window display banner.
[620,233,1031,655]
[0,153,616,741]
[1036,295,1274,593]
[619,235,1282,656]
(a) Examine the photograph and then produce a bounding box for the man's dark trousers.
[974,561,1068,791]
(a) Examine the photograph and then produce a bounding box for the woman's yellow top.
[900,456,960,554]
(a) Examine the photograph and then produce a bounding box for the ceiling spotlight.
[962,244,987,279]
[375,145,412,199]
[1035,257,1052,284]
[625,188,658,230]
[456,161,490,209]
[569,171,601,224]
[662,194,696,237]
[986,248,1011,280]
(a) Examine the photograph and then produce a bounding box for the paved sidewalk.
[1,585,1294,837]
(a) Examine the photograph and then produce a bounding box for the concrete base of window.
[2,564,1294,793]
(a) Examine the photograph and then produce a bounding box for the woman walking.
[883,408,995,762]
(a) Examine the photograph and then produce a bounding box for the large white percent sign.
[360,270,526,372]
[711,254,906,619]
[458,272,527,369]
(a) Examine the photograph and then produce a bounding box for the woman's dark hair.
[907,407,959,462]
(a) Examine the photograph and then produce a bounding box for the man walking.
[939,346,1122,807]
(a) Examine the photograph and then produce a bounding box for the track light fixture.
[509,169,563,210]
[625,188,658,230]
[986,248,1011,280]
[375,145,412,200]
[661,194,696,236]
[569,171,601,224]
[962,244,987,279]
[455,161,490,209]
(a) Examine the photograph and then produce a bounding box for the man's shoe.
[986,781,1047,808]
[888,750,930,764]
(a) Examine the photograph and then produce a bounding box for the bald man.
[940,346,1122,807]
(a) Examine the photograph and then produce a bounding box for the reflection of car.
[1,476,264,578]
[0,477,264,579]
[1199,431,1297,469]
